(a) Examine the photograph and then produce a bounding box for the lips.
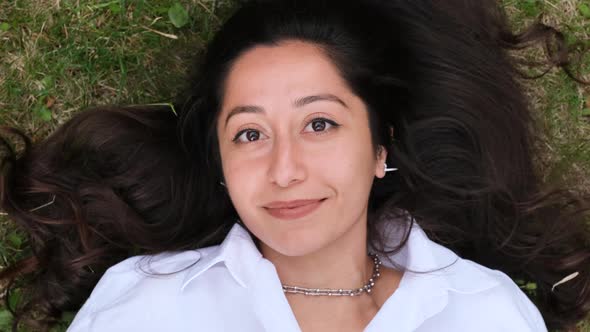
[263,198,326,220]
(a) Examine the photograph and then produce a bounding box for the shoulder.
[67,246,220,331]
[90,249,208,305]
[437,258,547,331]
[384,220,548,331]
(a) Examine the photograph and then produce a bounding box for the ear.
[375,145,388,179]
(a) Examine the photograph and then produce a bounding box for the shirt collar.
[180,216,500,295]
[373,218,500,295]
[181,222,262,291]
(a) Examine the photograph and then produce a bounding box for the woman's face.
[217,40,387,257]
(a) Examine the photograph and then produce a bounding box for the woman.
[1,0,589,331]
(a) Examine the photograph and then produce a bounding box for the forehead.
[221,40,351,106]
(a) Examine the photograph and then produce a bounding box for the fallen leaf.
[168,3,189,28]
[579,3,590,19]
[45,96,56,108]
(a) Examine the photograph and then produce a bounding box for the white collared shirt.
[67,219,547,331]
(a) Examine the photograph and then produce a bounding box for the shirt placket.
[363,273,450,332]
[248,259,302,332]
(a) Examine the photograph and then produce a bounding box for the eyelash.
[231,117,340,144]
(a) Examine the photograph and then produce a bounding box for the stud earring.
[384,162,397,173]
[220,181,226,187]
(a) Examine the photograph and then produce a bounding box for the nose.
[267,135,306,188]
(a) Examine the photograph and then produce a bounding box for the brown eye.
[303,117,339,133]
[233,129,265,144]
[311,120,326,131]
[246,130,260,141]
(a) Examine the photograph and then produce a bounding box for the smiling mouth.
[263,198,327,220]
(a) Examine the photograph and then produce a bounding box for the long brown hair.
[1,0,589,331]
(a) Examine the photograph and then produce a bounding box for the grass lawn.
[0,0,589,331]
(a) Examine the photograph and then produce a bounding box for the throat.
[285,265,403,332]
[282,253,382,296]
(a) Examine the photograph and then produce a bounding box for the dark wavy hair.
[1,0,589,331]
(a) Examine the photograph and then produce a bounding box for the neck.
[259,215,372,290]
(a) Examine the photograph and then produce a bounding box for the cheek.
[222,153,267,205]
[318,135,376,180]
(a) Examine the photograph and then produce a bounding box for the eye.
[233,129,265,143]
[303,118,339,133]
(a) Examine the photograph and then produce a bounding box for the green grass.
[0,0,589,331]
[0,1,238,330]
[0,0,233,138]
[503,0,590,192]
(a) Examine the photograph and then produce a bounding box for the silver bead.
[280,252,382,297]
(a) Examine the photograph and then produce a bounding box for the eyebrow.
[223,93,348,128]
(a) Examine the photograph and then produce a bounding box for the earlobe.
[375,126,395,178]
[375,145,388,178]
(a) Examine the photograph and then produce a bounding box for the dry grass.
[504,0,590,193]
